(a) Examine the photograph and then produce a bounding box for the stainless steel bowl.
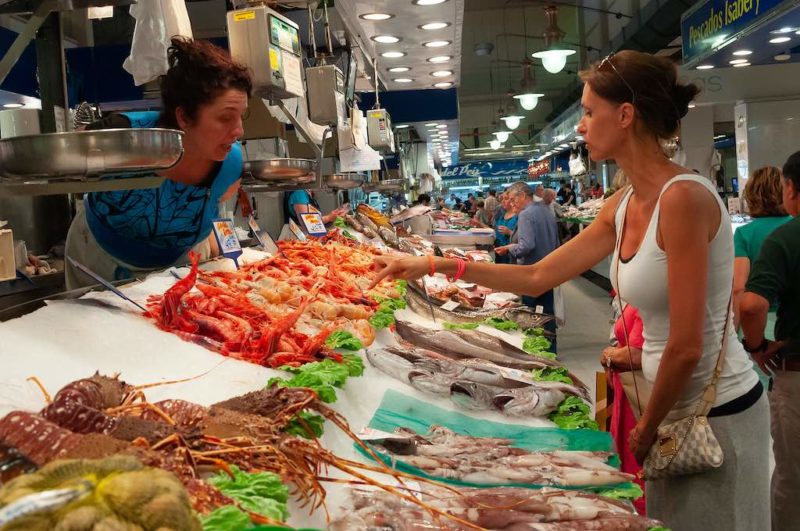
[324,173,364,190]
[243,158,317,182]
[363,179,406,193]
[0,129,184,180]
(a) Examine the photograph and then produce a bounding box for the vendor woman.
[65,37,253,289]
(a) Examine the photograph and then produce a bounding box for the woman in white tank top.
[371,50,769,530]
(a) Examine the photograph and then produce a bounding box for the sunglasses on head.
[599,52,636,106]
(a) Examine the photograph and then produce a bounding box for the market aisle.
[557,277,613,403]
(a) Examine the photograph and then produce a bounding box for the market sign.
[440,159,529,181]
[681,0,787,65]
[528,159,551,178]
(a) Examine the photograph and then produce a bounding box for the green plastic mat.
[356,389,639,497]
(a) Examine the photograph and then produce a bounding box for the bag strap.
[695,290,733,416]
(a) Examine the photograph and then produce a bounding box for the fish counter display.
[0,231,663,530]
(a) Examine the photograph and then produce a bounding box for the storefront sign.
[681,0,786,64]
[528,159,551,178]
[440,159,529,180]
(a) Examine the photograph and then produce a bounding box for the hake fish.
[406,281,555,330]
[378,227,400,249]
[395,318,559,371]
[493,386,567,417]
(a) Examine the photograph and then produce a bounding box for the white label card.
[535,305,544,314]
[300,212,327,237]
[441,300,460,311]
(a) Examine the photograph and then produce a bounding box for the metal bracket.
[0,0,58,85]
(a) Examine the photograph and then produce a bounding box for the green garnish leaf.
[548,396,599,430]
[200,506,253,531]
[283,412,325,439]
[483,317,519,331]
[395,279,408,297]
[599,482,644,501]
[522,335,554,358]
[333,217,347,228]
[523,327,546,337]
[443,321,480,330]
[369,309,396,329]
[531,367,574,385]
[325,330,364,351]
[267,355,364,403]
[208,466,289,522]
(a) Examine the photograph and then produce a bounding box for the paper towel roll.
[0,108,41,138]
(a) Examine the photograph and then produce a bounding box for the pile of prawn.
[146,231,401,368]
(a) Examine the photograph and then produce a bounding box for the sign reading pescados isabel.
[681,0,786,64]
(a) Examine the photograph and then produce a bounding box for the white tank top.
[610,175,758,418]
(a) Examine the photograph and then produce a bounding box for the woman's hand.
[600,346,641,372]
[498,225,513,236]
[495,245,510,256]
[628,422,657,465]
[369,255,430,288]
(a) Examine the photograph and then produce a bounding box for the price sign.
[300,212,328,237]
[288,219,307,241]
[249,217,280,256]
[211,218,242,267]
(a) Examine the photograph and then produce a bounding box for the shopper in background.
[494,192,506,222]
[556,179,568,203]
[370,50,768,531]
[474,200,490,227]
[734,166,792,333]
[590,182,604,199]
[562,183,577,206]
[465,193,475,214]
[494,193,518,265]
[534,184,545,202]
[435,197,446,210]
[543,188,558,215]
[484,189,498,226]
[413,193,432,207]
[600,300,646,515]
[741,150,800,531]
[494,182,559,346]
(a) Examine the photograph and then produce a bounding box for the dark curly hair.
[160,37,253,129]
[579,50,700,141]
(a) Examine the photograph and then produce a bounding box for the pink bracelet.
[448,259,466,282]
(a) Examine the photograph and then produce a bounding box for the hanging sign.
[211,218,242,267]
[528,159,551,178]
[681,0,787,64]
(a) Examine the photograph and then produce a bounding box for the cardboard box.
[0,229,15,281]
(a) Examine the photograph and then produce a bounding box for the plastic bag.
[123,0,193,86]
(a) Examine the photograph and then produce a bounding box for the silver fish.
[450,380,506,410]
[395,318,559,371]
[493,386,567,417]
[365,347,416,381]
[408,369,451,396]
[355,212,381,235]
[378,226,401,248]
[406,281,555,330]
[344,214,364,233]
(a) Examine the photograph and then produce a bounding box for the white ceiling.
[335,0,465,92]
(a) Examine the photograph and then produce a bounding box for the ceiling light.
[372,35,401,44]
[493,131,510,143]
[388,66,411,73]
[732,50,753,56]
[513,59,544,110]
[436,124,448,128]
[729,58,749,64]
[696,64,715,70]
[434,81,453,88]
[424,40,451,48]
[419,22,450,30]
[428,55,452,63]
[733,62,751,68]
[431,70,453,77]
[381,51,406,58]
[425,122,439,127]
[500,115,523,130]
[413,0,448,5]
[514,93,544,111]
[532,49,576,73]
[360,13,394,21]
[393,78,413,83]
[770,36,791,44]
[771,27,796,34]
[395,124,410,129]
[2,103,23,108]
[775,53,792,61]
[531,6,576,74]
[688,103,696,109]
[489,139,502,150]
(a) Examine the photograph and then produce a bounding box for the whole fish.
[365,347,416,381]
[378,227,400,248]
[450,380,505,410]
[344,214,364,233]
[493,386,567,417]
[405,281,555,330]
[355,212,381,236]
[395,319,560,371]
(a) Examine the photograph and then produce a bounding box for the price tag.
[441,300,460,311]
[211,218,242,267]
[288,219,307,241]
[249,217,280,256]
[356,426,412,441]
[497,366,536,384]
[535,305,544,314]
[300,212,328,238]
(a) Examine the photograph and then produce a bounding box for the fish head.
[450,381,496,410]
[492,387,541,416]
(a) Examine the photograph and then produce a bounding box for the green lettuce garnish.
[378,297,407,312]
[523,327,546,337]
[443,321,479,330]
[342,230,356,240]
[283,412,325,439]
[208,466,289,522]
[483,317,519,331]
[325,330,364,351]
[369,309,396,329]
[549,396,599,430]
[333,217,347,228]
[267,355,364,403]
[201,506,253,531]
[599,482,644,501]
[522,335,553,355]
[394,279,408,297]
[531,366,574,385]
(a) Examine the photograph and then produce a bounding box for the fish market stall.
[0,233,659,530]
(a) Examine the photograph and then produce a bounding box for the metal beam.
[0,0,57,85]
